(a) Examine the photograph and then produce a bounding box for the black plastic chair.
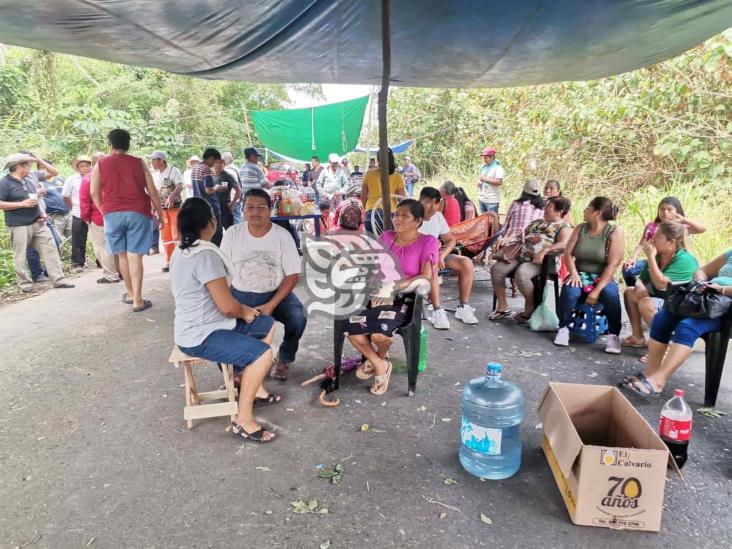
[701,313,732,407]
[491,253,560,311]
[326,292,424,397]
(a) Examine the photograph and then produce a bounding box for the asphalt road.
[1,260,730,548]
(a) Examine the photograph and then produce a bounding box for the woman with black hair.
[361,147,406,234]
[170,197,279,443]
[451,186,476,223]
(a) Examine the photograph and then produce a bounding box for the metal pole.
[378,0,392,230]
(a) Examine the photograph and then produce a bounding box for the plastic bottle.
[417,325,428,372]
[459,363,524,479]
[659,389,692,469]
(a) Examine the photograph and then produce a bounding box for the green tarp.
[251,96,369,163]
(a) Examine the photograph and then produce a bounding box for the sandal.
[121,292,133,304]
[620,371,645,385]
[271,360,289,381]
[356,360,375,380]
[639,354,649,365]
[370,361,393,396]
[254,393,283,407]
[132,299,153,312]
[513,311,532,324]
[489,309,512,321]
[621,377,661,399]
[621,336,647,348]
[230,422,276,443]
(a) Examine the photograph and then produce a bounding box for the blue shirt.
[40,179,70,215]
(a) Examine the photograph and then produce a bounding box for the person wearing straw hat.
[63,154,93,272]
[183,155,200,199]
[0,153,74,292]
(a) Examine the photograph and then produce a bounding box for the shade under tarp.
[251,95,368,161]
[0,1,730,88]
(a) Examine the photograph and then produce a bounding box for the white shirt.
[183,168,194,198]
[62,173,83,218]
[478,162,506,204]
[220,222,301,293]
[418,211,450,239]
[152,165,183,190]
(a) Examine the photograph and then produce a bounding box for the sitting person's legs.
[513,261,543,316]
[444,254,478,324]
[489,259,519,317]
[622,287,647,345]
[597,281,622,336]
[271,292,307,369]
[428,270,450,330]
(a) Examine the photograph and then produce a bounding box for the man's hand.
[242,305,260,323]
[21,198,38,208]
[255,302,275,317]
[165,196,175,209]
[623,257,636,269]
[586,288,600,306]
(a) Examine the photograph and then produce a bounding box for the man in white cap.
[316,153,348,203]
[150,151,184,271]
[63,155,93,271]
[0,153,74,292]
[183,155,200,199]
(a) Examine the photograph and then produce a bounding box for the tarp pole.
[378,0,392,230]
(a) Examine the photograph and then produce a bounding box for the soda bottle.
[659,389,692,469]
[459,364,524,479]
[417,325,428,372]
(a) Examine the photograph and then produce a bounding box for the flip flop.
[620,371,645,385]
[621,377,661,399]
[132,300,153,312]
[639,354,649,364]
[621,336,647,348]
[489,309,512,321]
[253,394,283,407]
[370,361,393,396]
[230,422,276,443]
[121,292,133,304]
[356,360,375,380]
[513,311,532,324]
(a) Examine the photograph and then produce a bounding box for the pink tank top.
[98,153,151,217]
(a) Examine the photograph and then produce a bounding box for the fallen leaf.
[534,422,543,430]
[419,405,427,412]
[439,512,447,519]
[588,372,598,378]
[697,407,726,418]
[265,510,273,515]
[256,466,271,472]
[480,514,493,525]
[443,478,459,485]
[308,499,319,511]
[286,408,295,412]
[441,417,452,423]
[320,541,331,549]
[360,423,369,432]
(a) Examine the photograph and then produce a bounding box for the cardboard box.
[537,382,677,532]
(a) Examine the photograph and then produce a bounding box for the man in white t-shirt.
[476,147,505,214]
[63,155,92,271]
[220,188,306,381]
[418,187,478,328]
[150,151,184,271]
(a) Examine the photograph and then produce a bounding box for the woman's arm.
[205,277,259,322]
[642,243,669,290]
[588,226,625,303]
[624,232,646,266]
[695,252,727,281]
[563,225,582,281]
[534,226,572,264]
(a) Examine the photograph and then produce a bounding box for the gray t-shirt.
[170,247,236,347]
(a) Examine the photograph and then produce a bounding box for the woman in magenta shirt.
[345,199,439,396]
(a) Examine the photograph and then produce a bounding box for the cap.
[222,151,234,161]
[328,153,341,163]
[480,147,496,157]
[2,153,35,171]
[244,147,262,158]
[72,155,93,170]
[522,179,541,196]
[149,150,167,161]
[486,363,502,374]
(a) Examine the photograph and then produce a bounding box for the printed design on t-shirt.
[233,251,281,291]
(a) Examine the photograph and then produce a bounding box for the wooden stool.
[168,347,238,429]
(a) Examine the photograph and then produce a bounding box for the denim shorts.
[104,211,153,255]
[178,316,275,371]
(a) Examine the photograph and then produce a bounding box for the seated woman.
[453,186,476,222]
[438,181,462,227]
[621,249,732,397]
[332,196,365,232]
[622,222,698,361]
[554,197,626,353]
[494,179,545,247]
[490,196,572,321]
[623,196,705,286]
[346,199,439,396]
[170,197,278,443]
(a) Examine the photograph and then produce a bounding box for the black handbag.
[663,281,732,319]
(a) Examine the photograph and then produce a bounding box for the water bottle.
[418,325,428,372]
[459,363,524,479]
[659,389,692,469]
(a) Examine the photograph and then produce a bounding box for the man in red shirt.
[79,152,120,284]
[91,129,163,312]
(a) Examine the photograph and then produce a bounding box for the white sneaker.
[432,308,451,330]
[455,304,479,325]
[605,334,622,354]
[553,327,570,347]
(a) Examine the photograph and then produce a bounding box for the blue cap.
[486,363,502,374]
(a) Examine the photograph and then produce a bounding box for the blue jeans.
[649,308,722,348]
[622,260,647,287]
[405,181,415,198]
[231,288,307,364]
[479,201,499,214]
[232,201,243,224]
[151,218,160,251]
[557,279,622,335]
[364,209,384,235]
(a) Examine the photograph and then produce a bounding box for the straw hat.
[73,155,93,170]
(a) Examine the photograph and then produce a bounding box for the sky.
[288,83,371,108]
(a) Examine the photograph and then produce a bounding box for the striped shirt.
[238,162,267,191]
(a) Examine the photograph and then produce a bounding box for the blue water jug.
[459,363,524,479]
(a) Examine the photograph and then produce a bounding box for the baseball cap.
[523,179,541,196]
[480,148,497,157]
[244,147,262,158]
[2,153,35,171]
[149,151,167,161]
[328,153,341,163]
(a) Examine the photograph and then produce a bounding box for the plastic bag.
[529,287,559,331]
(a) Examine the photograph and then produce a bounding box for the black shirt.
[215,169,239,208]
[0,174,42,227]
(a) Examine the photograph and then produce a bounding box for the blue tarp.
[0,1,729,87]
[355,140,413,154]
